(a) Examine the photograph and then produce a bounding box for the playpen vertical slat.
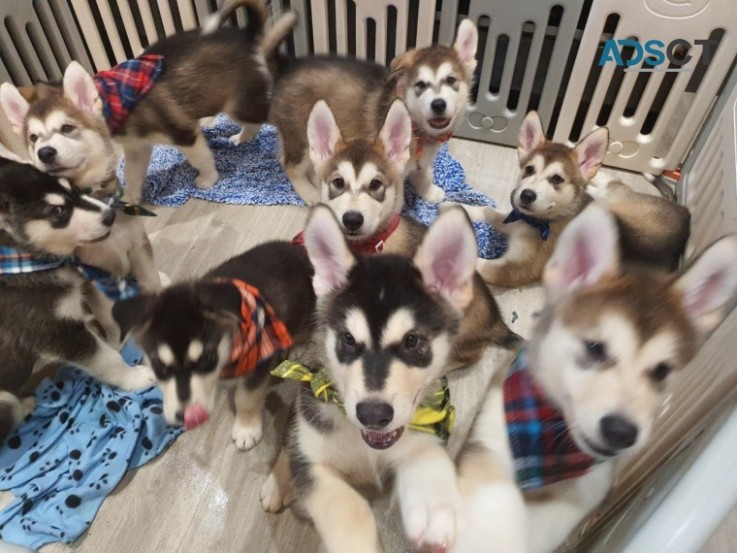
[415,0,434,48]
[394,2,409,57]
[136,0,160,46]
[157,0,177,36]
[0,26,32,84]
[438,0,460,45]
[178,0,198,31]
[68,0,112,70]
[334,0,348,55]
[515,21,546,120]
[90,0,128,62]
[580,62,618,137]
[117,1,144,56]
[285,0,310,56]
[374,10,388,63]
[24,13,62,81]
[311,1,330,53]
[48,0,95,72]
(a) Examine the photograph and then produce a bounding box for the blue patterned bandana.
[503,208,551,241]
[0,245,138,301]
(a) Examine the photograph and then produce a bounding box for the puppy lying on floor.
[112,240,315,450]
[452,111,691,287]
[0,157,155,439]
[261,205,479,552]
[451,204,737,553]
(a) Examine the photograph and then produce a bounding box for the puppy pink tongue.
[184,405,209,430]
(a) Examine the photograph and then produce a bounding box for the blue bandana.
[503,208,551,241]
[0,245,138,301]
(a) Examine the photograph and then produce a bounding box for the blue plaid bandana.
[0,245,138,301]
[503,208,551,240]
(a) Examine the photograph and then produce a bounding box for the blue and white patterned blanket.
[121,116,507,259]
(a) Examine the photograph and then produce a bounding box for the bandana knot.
[94,54,164,134]
[503,208,551,241]
[504,348,597,491]
[218,279,293,379]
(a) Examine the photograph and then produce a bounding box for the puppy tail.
[201,0,267,37]
[261,11,299,57]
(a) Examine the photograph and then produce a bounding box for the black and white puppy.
[0,157,155,439]
[260,206,478,553]
[113,241,315,450]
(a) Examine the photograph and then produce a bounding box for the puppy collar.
[0,245,139,300]
[411,123,453,170]
[94,54,164,135]
[291,213,401,255]
[504,348,597,491]
[503,208,551,241]
[218,279,293,380]
[272,360,456,443]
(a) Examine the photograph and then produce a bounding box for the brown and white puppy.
[270,19,478,205]
[0,83,162,291]
[451,204,737,553]
[1,0,297,204]
[454,111,690,287]
[303,100,520,365]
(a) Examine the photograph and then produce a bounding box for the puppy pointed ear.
[63,61,99,113]
[0,83,30,130]
[543,203,619,301]
[573,127,609,181]
[518,111,546,159]
[303,204,356,297]
[672,236,737,337]
[379,99,411,168]
[388,50,418,97]
[113,294,156,337]
[413,206,478,311]
[308,100,341,166]
[454,19,478,78]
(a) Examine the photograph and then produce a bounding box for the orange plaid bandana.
[218,279,293,379]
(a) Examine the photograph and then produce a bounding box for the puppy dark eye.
[29,134,38,144]
[650,362,672,382]
[403,333,420,349]
[199,350,217,369]
[369,179,382,191]
[61,124,76,134]
[49,205,65,218]
[414,80,428,92]
[549,174,564,186]
[584,340,607,362]
[332,178,345,190]
[523,165,535,177]
[445,76,457,86]
[342,332,356,347]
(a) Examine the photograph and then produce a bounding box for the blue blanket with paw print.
[121,116,508,259]
[0,366,182,549]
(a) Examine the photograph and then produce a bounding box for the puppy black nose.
[102,209,116,227]
[600,414,638,450]
[356,401,394,429]
[431,98,446,115]
[519,189,537,205]
[342,211,364,232]
[175,410,184,424]
[38,146,57,164]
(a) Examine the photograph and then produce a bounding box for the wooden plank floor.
[6,137,674,552]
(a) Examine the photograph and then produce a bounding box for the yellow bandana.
[271,360,456,442]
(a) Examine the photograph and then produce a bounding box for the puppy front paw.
[422,184,446,204]
[120,365,157,391]
[402,487,461,552]
[231,416,263,451]
[260,470,294,513]
[195,172,219,190]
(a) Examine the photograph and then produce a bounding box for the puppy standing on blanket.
[451,204,737,553]
[261,206,478,553]
[0,158,156,440]
[1,0,297,204]
[455,111,690,287]
[112,241,315,451]
[269,19,478,205]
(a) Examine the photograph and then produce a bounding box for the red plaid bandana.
[291,213,401,255]
[411,124,453,170]
[218,279,294,380]
[94,54,164,134]
[504,348,597,491]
